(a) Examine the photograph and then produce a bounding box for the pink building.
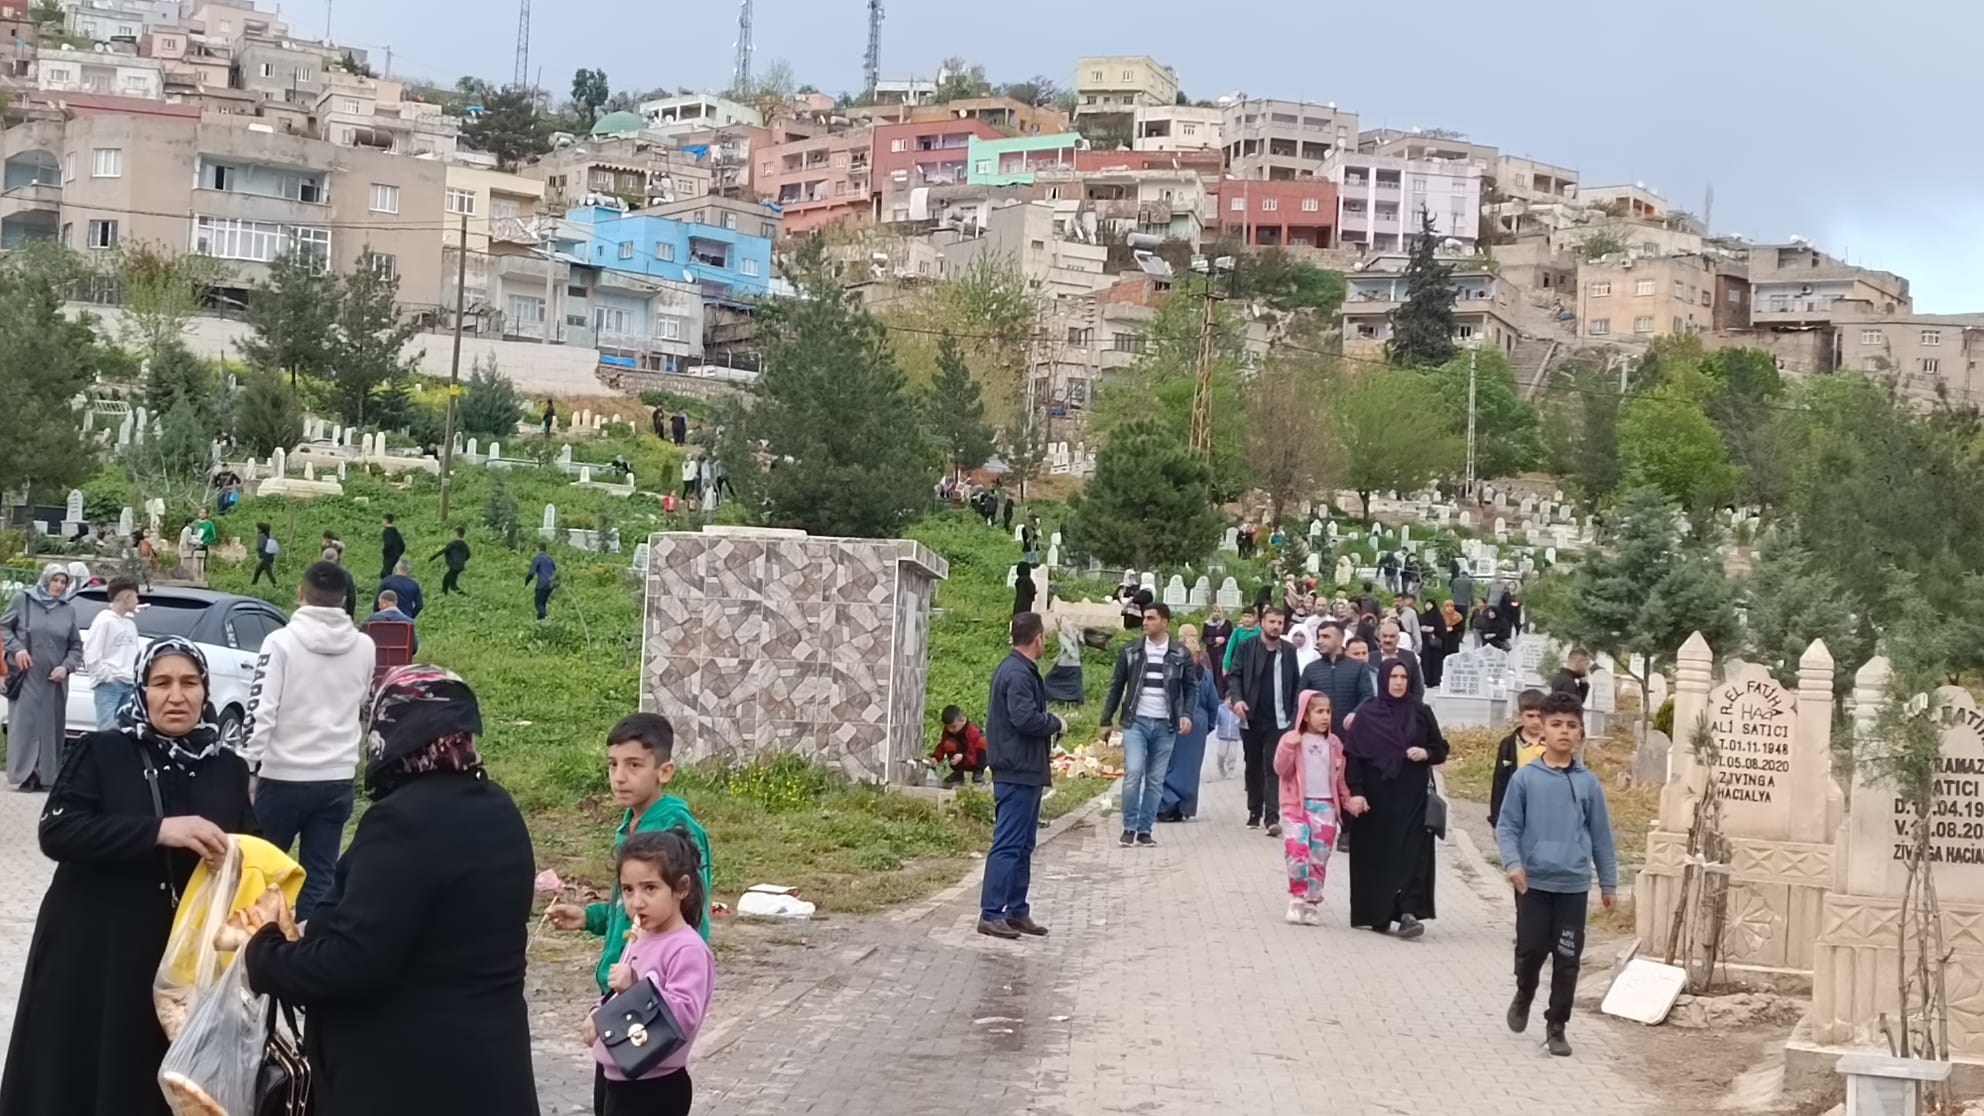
[756,129,875,235]
[871,119,1002,222]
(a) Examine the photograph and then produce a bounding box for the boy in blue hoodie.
[1496,690,1617,1057]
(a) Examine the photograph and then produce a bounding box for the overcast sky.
[319,0,1983,311]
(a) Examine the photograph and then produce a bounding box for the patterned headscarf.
[363,664,485,797]
[117,636,224,766]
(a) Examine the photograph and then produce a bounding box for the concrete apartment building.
[139,27,230,92]
[440,164,545,254]
[856,96,1069,138]
[1358,128,1498,166]
[231,36,335,108]
[637,93,762,137]
[1327,150,1481,252]
[64,0,178,43]
[872,118,1002,224]
[1833,304,1984,407]
[521,136,713,212]
[1132,104,1221,153]
[1033,166,1210,246]
[1,111,444,299]
[1073,55,1179,117]
[1342,254,1519,358]
[1577,253,1749,342]
[940,200,1107,300]
[1579,183,1667,221]
[1495,155,1578,204]
[1214,178,1337,249]
[179,1,288,42]
[35,46,164,98]
[318,73,458,158]
[1747,241,1910,328]
[1222,98,1358,180]
[754,128,874,233]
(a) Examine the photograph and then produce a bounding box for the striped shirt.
[1134,640,1171,720]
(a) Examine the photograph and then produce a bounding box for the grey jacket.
[1495,757,1619,896]
[1100,637,1199,730]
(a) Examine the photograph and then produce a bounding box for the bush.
[82,468,132,522]
[482,469,521,548]
[232,368,304,457]
[1653,696,1675,736]
[403,401,447,449]
[459,359,525,440]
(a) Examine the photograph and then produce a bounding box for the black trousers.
[1241,720,1281,824]
[251,556,276,584]
[1514,888,1587,1026]
[441,568,464,594]
[595,1066,692,1116]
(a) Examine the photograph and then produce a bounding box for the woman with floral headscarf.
[244,664,538,1116]
[2,564,85,791]
[0,637,254,1116]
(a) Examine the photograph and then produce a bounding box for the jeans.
[1118,715,1176,834]
[92,682,133,730]
[1514,887,1588,1026]
[533,583,553,619]
[979,781,1042,921]
[255,778,355,921]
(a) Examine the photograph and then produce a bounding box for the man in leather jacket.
[1101,603,1198,848]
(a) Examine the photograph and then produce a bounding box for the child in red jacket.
[933,705,988,785]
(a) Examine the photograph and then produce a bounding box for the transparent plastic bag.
[157,951,268,1116]
[154,837,244,1041]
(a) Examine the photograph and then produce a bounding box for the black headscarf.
[117,636,224,766]
[1344,659,1419,779]
[362,664,486,797]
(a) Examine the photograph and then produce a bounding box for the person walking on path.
[1300,624,1374,741]
[1158,624,1223,823]
[1224,605,1299,836]
[1220,606,1259,674]
[1374,619,1426,700]
[527,542,558,621]
[379,558,425,619]
[541,397,557,436]
[244,561,376,921]
[1497,690,1618,1057]
[1419,600,1450,688]
[82,576,141,730]
[978,612,1064,941]
[3,565,83,791]
[434,527,472,596]
[651,404,668,440]
[252,521,280,585]
[379,514,406,581]
[672,410,688,446]
[1273,690,1360,925]
[1202,605,1234,696]
[1488,689,1548,829]
[320,546,358,618]
[1343,659,1450,939]
[1551,648,1592,705]
[0,637,255,1116]
[1099,602,1196,848]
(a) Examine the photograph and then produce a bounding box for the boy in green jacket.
[548,712,713,993]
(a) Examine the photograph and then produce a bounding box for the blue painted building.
[561,203,775,301]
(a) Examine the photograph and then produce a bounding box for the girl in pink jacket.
[1273,690,1365,925]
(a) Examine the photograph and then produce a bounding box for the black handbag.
[4,600,28,703]
[255,1001,313,1116]
[1425,775,1449,839]
[592,979,688,1079]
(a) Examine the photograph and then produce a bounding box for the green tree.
[1330,372,1462,518]
[924,334,995,477]
[1422,347,1544,481]
[143,340,217,426]
[749,237,939,538]
[1700,347,1788,508]
[1618,390,1740,513]
[1243,328,1337,524]
[239,250,338,385]
[1387,207,1457,368]
[112,242,227,358]
[459,356,526,440]
[462,86,550,171]
[934,57,989,101]
[483,468,522,548]
[1742,536,1873,701]
[231,368,304,457]
[570,67,610,128]
[883,252,1035,412]
[126,400,216,522]
[1233,248,1347,317]
[1065,419,1220,569]
[325,257,423,427]
[998,402,1047,499]
[1093,279,1250,501]
[998,76,1058,107]
[0,268,93,501]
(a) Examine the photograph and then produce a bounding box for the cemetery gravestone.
[1215,578,1242,609]
[1163,576,1188,609]
[1189,576,1210,609]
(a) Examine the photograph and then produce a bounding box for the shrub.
[458,358,525,440]
[1653,696,1675,736]
[720,753,836,814]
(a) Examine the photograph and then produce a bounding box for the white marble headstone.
[1215,577,1242,609]
[543,504,557,531]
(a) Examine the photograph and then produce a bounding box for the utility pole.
[1462,343,1479,497]
[733,0,753,93]
[512,0,530,88]
[1188,258,1233,461]
[438,212,468,522]
[863,0,884,101]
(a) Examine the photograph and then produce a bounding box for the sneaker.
[1135,832,1156,847]
[1545,1024,1572,1057]
[1246,816,1260,829]
[1265,822,1282,838]
[1285,900,1304,924]
[1506,996,1532,1034]
[1396,914,1425,940]
[1119,829,1135,847]
[1300,905,1322,927]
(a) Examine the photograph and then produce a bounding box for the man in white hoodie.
[244,561,376,919]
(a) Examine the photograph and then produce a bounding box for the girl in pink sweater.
[587,828,715,1115]
[1274,690,1366,926]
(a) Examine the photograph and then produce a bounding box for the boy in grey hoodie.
[1496,689,1617,1057]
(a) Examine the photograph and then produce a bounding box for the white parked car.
[2,587,289,749]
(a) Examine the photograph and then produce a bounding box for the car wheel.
[218,706,246,753]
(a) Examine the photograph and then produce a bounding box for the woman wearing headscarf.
[2,564,85,791]
[243,665,538,1116]
[1419,600,1450,688]
[1342,658,1450,939]
[1440,598,1465,660]
[1201,605,1234,697]
[1293,615,1324,673]
[1012,560,1037,616]
[0,637,254,1116]
[1157,624,1223,823]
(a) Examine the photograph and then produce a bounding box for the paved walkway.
[0,761,1662,1112]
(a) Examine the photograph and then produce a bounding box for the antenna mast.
[512,0,530,89]
[863,0,883,100]
[733,0,753,92]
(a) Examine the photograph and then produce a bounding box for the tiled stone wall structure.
[640,527,949,783]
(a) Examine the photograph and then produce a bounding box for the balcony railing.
[0,182,62,213]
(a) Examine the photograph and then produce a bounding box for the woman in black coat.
[0,638,255,1116]
[243,665,538,1116]
[1012,561,1037,616]
[1342,659,1450,939]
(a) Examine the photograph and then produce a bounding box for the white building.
[33,46,163,98]
[1325,150,1482,253]
[635,93,762,137]
[1131,104,1221,154]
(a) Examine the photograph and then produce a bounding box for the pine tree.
[924,334,995,477]
[232,368,304,457]
[1065,419,1220,569]
[460,356,526,440]
[239,249,338,385]
[142,340,218,426]
[326,256,423,427]
[0,267,92,499]
[1388,206,1458,368]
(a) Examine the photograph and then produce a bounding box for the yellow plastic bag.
[152,835,305,1040]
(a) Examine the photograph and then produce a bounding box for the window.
[1727,288,1744,305]
[205,163,232,190]
[657,316,684,341]
[722,212,737,230]
[1111,333,1147,354]
[193,216,329,265]
[121,75,149,94]
[368,183,399,213]
[1302,198,1320,212]
[1701,291,1711,307]
[258,62,272,77]
[657,243,675,262]
[618,241,634,260]
[293,67,313,83]
[1260,198,1277,212]
[1860,329,1884,345]
[1673,279,1686,298]
[86,219,118,249]
[1090,70,1103,82]
[593,306,632,334]
[1673,316,1684,333]
[278,173,324,204]
[361,251,396,278]
[739,257,761,277]
[760,222,776,238]
[1922,329,1943,346]
[508,294,544,326]
[444,188,476,216]
[1634,278,1656,296]
[890,138,910,152]
[1230,196,1245,212]
[1181,122,1198,136]
[1587,281,1611,297]
[1922,357,1941,374]
[1121,69,1134,81]
[1411,176,1426,190]
[1587,318,1610,336]
[91,148,121,178]
[1633,315,1654,334]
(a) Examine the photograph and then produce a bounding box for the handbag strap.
[138,746,180,909]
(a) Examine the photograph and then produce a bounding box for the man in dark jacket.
[1373,619,1426,700]
[1551,648,1592,705]
[1225,605,1300,835]
[379,514,406,581]
[979,612,1065,941]
[1302,624,1376,726]
[433,527,472,596]
[1099,602,1197,848]
[378,558,425,619]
